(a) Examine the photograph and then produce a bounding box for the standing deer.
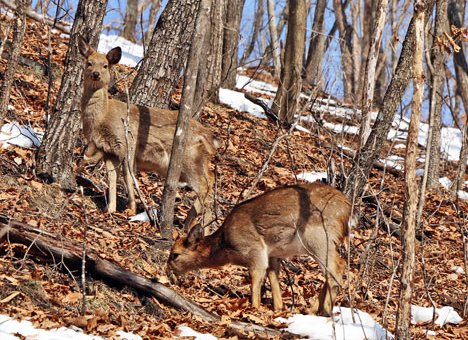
[166,182,354,317]
[78,37,217,226]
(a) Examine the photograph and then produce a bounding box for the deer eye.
[87,62,92,67]
[103,64,108,69]
[169,253,180,261]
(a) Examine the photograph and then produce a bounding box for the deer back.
[167,182,352,275]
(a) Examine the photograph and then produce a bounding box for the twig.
[79,186,88,316]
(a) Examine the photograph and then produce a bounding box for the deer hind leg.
[316,246,345,317]
[122,160,136,214]
[105,157,119,213]
[267,258,283,311]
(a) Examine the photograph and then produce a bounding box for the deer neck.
[81,87,109,138]
[197,231,233,268]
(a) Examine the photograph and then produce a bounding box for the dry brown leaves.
[0,16,467,339]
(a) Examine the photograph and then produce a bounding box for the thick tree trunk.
[344,0,435,200]
[303,0,326,87]
[0,0,26,124]
[359,0,388,146]
[130,0,200,109]
[395,2,425,338]
[221,0,243,89]
[266,0,281,77]
[425,0,447,189]
[202,0,225,104]
[35,0,108,190]
[160,0,211,237]
[122,0,138,43]
[333,0,354,101]
[448,0,468,197]
[271,0,306,123]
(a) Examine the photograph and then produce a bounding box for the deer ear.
[77,35,94,58]
[107,47,122,65]
[184,224,204,248]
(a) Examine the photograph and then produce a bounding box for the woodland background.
[0,0,467,338]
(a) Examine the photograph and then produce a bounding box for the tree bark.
[0,219,283,338]
[221,0,243,89]
[303,0,326,87]
[271,0,306,123]
[130,0,200,109]
[266,0,281,77]
[425,0,447,189]
[359,0,388,146]
[448,0,468,197]
[0,0,26,124]
[395,2,425,338]
[160,0,211,237]
[333,0,354,101]
[35,0,108,190]
[201,0,225,104]
[344,0,435,200]
[122,0,138,43]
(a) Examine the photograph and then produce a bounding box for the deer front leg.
[122,160,136,214]
[105,157,119,213]
[249,252,268,309]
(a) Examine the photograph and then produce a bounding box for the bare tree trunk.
[202,0,225,104]
[359,0,388,146]
[350,0,362,101]
[35,0,108,190]
[395,2,425,338]
[266,0,281,77]
[344,0,435,200]
[271,0,306,123]
[130,0,200,109]
[221,0,244,89]
[424,0,447,189]
[143,0,162,48]
[0,0,26,124]
[333,0,354,100]
[240,0,263,65]
[448,0,468,197]
[122,0,138,43]
[303,0,326,87]
[160,0,211,238]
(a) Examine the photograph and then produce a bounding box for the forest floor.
[0,16,467,339]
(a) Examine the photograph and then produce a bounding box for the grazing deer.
[166,182,354,317]
[78,37,217,226]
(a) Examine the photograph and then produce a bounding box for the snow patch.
[128,209,158,222]
[177,326,216,340]
[297,171,327,183]
[98,34,144,67]
[0,315,102,339]
[411,305,463,326]
[439,177,452,189]
[276,307,393,340]
[219,88,266,118]
[0,122,42,148]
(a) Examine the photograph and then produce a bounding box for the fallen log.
[0,218,284,338]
